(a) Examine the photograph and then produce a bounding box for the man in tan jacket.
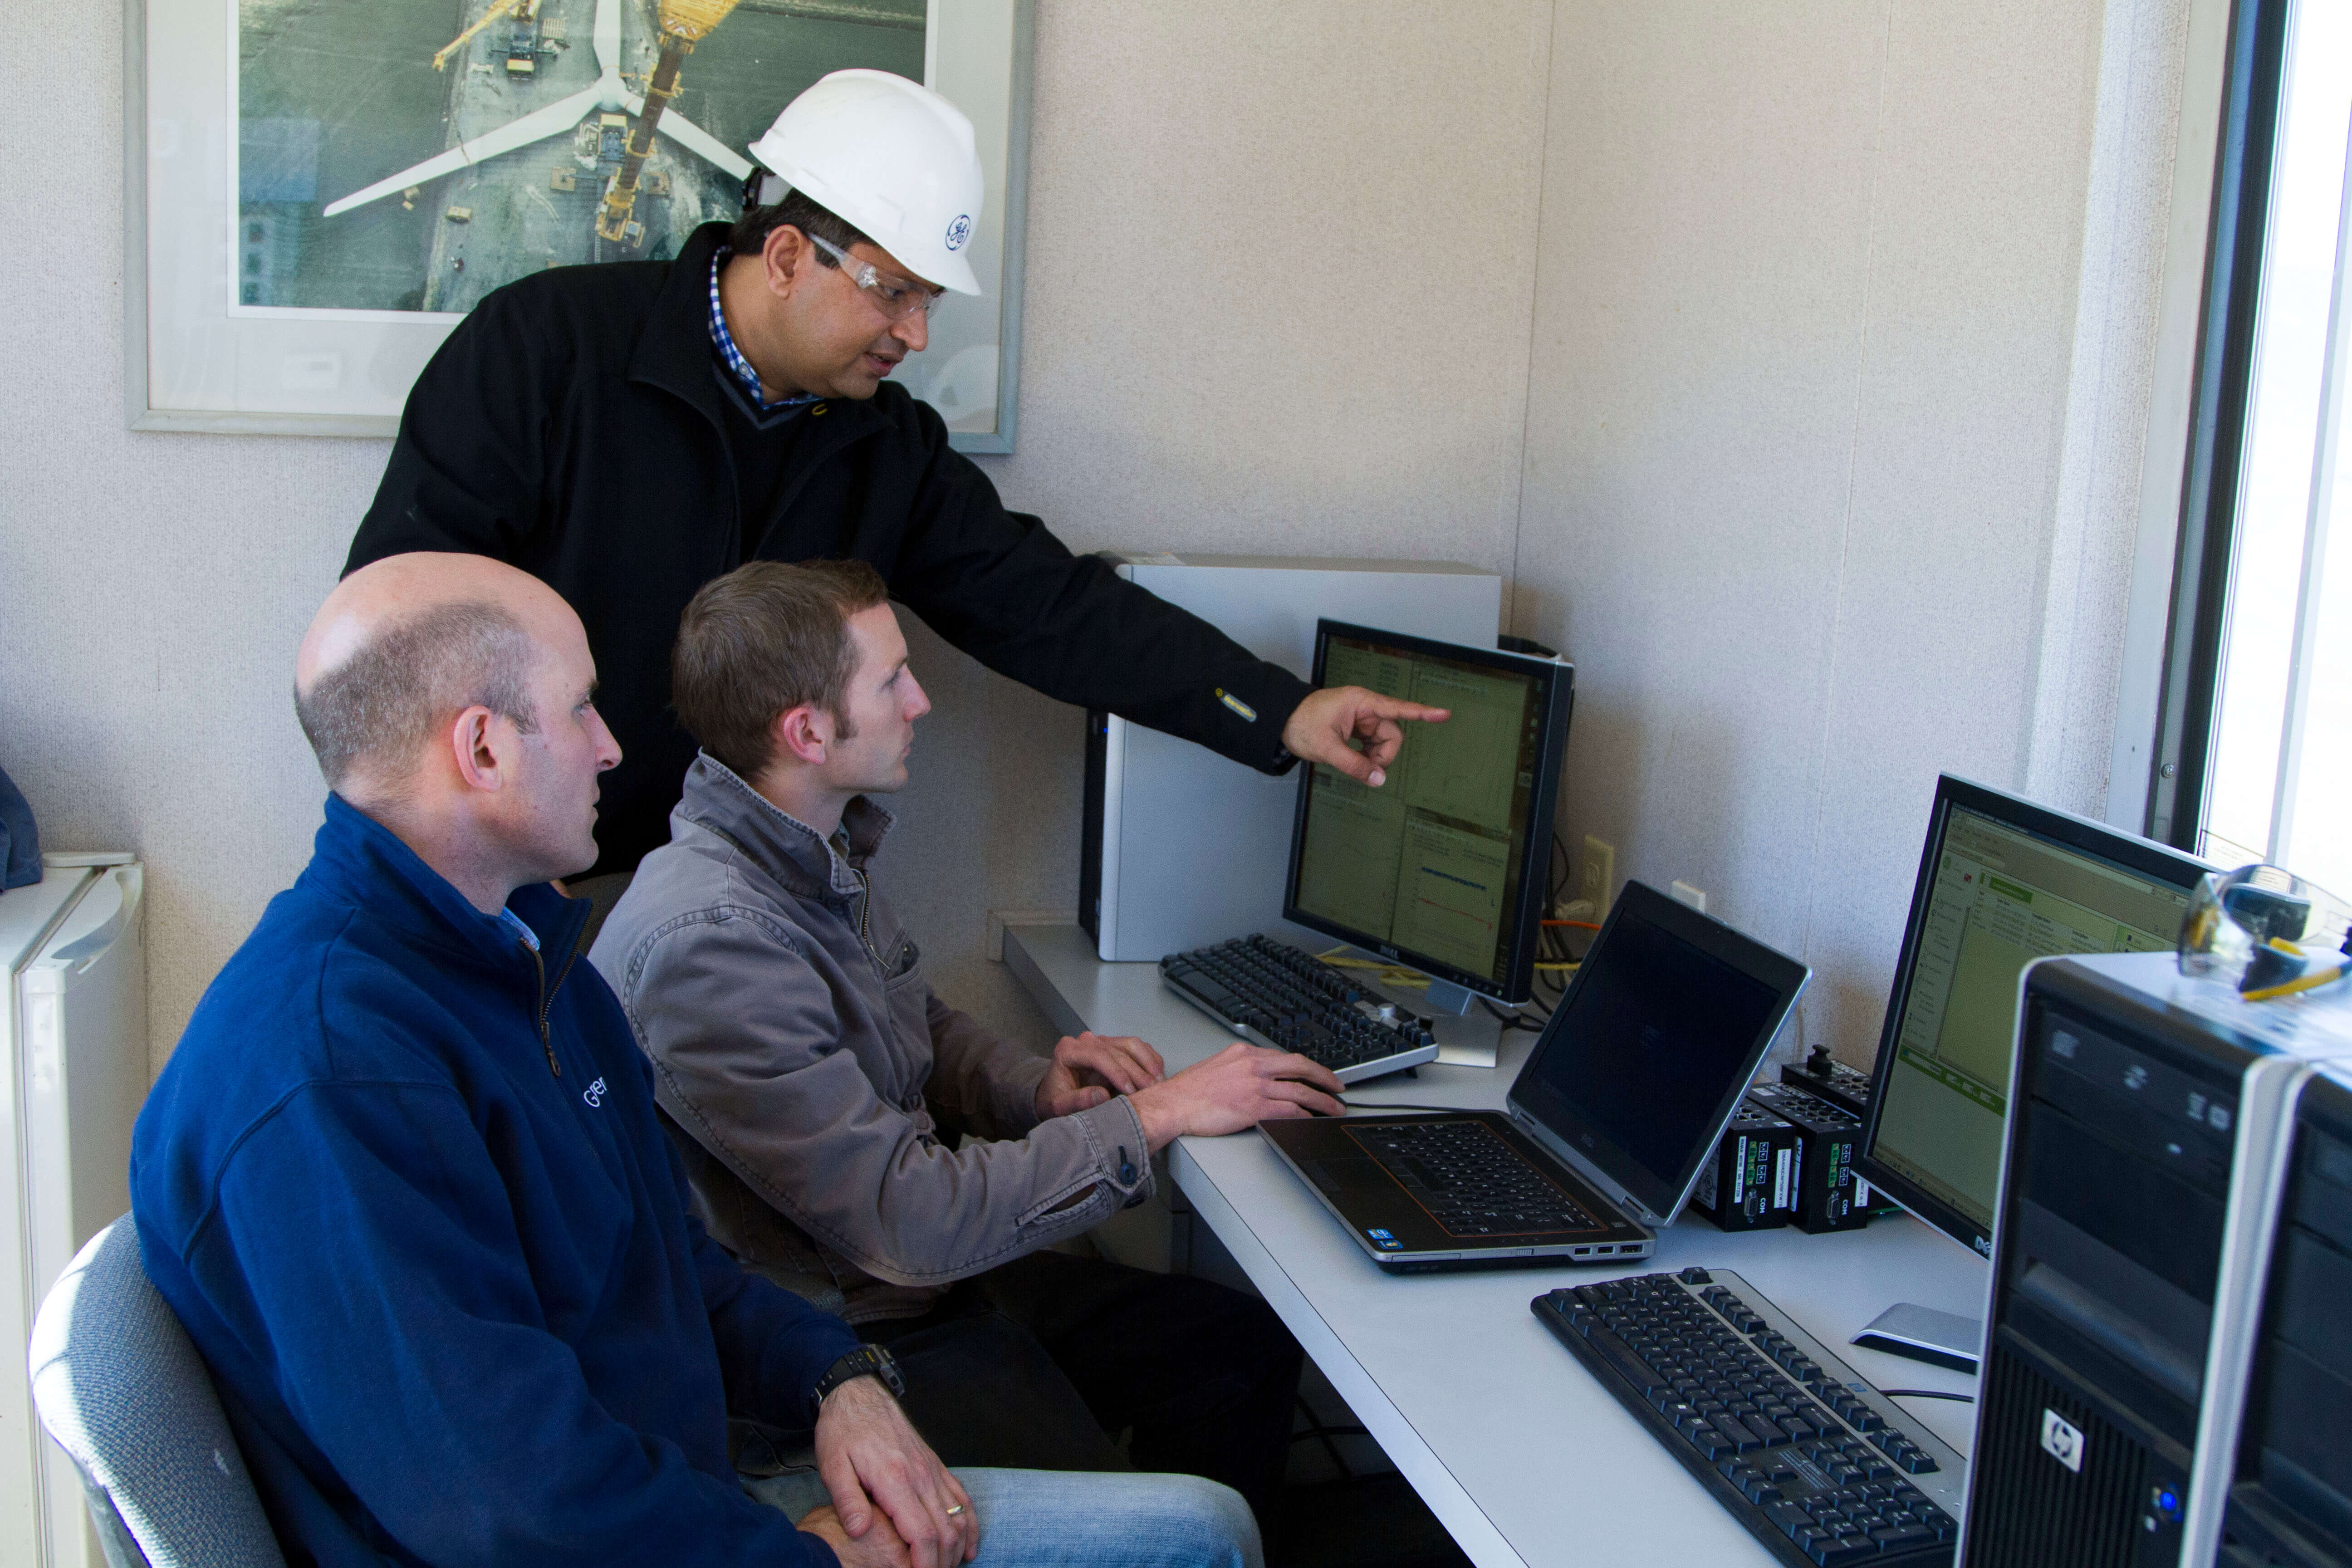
[590,559,1344,1533]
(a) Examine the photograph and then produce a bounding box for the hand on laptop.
[1036,1029,1167,1118]
[1130,1042,1345,1149]
[813,1375,979,1568]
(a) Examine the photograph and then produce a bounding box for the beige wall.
[0,1,1553,1063]
[888,0,1553,1035]
[1513,0,2189,1058]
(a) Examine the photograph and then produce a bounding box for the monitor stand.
[1317,944,1478,1015]
[1851,1303,1982,1375]
[1421,977,1475,1016]
[1316,944,1506,1068]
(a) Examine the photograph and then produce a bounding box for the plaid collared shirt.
[709,249,819,415]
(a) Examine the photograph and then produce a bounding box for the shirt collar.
[302,794,588,970]
[497,906,542,952]
[709,248,821,415]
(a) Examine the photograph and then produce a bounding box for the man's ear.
[449,706,507,793]
[772,703,830,766]
[761,225,810,299]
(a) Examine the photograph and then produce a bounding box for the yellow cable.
[1315,948,1432,988]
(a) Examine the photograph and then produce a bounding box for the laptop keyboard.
[1350,1119,1601,1236]
[1534,1268,1966,1566]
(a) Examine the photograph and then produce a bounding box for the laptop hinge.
[1509,1104,1664,1232]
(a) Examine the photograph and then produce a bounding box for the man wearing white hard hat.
[348,68,1446,892]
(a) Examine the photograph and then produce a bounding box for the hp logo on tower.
[944,214,972,251]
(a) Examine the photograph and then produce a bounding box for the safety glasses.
[804,231,946,323]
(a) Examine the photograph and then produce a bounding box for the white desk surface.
[1005,924,1987,1568]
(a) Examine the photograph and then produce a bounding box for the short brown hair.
[672,559,890,778]
[294,602,539,791]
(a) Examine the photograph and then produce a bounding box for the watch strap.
[811,1344,904,1420]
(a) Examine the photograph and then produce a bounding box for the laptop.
[1261,880,1810,1272]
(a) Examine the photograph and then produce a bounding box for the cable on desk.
[1315,946,1433,991]
[1878,1390,1976,1403]
[1479,997,1544,1033]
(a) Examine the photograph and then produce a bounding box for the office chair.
[28,1215,286,1568]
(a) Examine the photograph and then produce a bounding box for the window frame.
[2144,0,2297,850]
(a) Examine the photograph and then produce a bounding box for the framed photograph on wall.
[127,0,1031,451]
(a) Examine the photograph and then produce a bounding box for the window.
[2153,0,2352,892]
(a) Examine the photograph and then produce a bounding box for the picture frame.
[125,0,1032,452]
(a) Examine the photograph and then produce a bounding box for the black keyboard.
[1158,936,1440,1083]
[1534,1268,1968,1567]
[1349,1120,1597,1235]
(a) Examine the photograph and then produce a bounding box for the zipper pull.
[525,941,562,1078]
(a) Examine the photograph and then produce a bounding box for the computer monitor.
[1851,774,2212,1367]
[1282,619,1573,1007]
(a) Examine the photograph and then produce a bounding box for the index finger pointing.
[1347,691,1449,723]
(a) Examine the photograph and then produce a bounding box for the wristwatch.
[811,1344,906,1421]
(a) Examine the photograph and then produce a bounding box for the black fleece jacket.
[350,221,1311,877]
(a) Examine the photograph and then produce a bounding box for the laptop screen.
[1509,882,1810,1225]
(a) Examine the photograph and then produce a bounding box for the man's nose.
[588,706,622,769]
[905,673,931,719]
[893,308,929,355]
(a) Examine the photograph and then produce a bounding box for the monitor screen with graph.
[1855,774,2212,1259]
[1283,620,1574,1004]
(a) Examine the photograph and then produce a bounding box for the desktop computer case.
[1962,954,2352,1568]
[1078,554,1501,961]
[2217,1064,2352,1568]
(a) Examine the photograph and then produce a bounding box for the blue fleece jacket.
[131,795,861,1566]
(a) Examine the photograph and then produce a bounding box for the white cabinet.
[2,855,147,1568]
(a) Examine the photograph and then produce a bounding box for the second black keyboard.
[1534,1268,1969,1567]
[1159,935,1440,1083]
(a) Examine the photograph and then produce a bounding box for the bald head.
[295,554,574,793]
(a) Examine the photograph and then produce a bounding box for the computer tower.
[2217,1064,2352,1568]
[1078,554,1502,961]
[1962,953,2352,1568]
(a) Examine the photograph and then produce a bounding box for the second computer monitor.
[1283,619,1573,1005]
[1856,774,2213,1260]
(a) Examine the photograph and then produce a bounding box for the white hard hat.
[747,69,985,296]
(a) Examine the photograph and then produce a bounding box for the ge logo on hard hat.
[945,214,972,252]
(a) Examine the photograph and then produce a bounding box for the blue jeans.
[742,1465,1262,1568]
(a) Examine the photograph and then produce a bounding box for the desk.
[1004,925,1988,1568]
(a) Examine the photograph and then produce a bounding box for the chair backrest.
[28,1215,286,1568]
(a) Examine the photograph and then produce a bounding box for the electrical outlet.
[1580,837,1615,916]
[1670,881,1708,914]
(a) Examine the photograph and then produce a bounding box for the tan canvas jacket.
[589,755,1152,1323]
